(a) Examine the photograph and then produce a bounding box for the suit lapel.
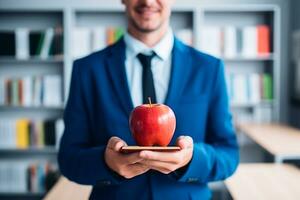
[165,38,191,109]
[105,38,134,117]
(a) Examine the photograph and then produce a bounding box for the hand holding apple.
[139,136,194,174]
[104,136,150,179]
[129,99,176,146]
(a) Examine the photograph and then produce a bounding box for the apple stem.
[148,97,152,107]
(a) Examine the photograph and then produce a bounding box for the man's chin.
[136,27,158,33]
[133,23,162,33]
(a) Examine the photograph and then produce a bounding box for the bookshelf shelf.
[0,148,57,155]
[231,101,274,108]
[222,54,274,61]
[0,56,64,63]
[0,105,65,110]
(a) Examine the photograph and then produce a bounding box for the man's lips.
[135,7,159,16]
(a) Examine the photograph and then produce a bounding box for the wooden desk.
[237,123,300,163]
[225,164,300,200]
[43,177,92,200]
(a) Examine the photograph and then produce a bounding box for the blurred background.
[0,0,300,199]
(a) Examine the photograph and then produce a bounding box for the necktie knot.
[137,52,155,69]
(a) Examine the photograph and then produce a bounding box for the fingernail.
[140,151,147,158]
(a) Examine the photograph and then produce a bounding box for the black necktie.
[137,52,157,104]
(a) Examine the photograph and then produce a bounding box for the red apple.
[129,103,176,146]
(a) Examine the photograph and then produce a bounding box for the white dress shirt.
[124,29,174,107]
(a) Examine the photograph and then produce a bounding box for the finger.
[139,150,181,164]
[144,163,173,174]
[140,159,177,173]
[176,136,193,149]
[129,163,150,176]
[107,136,127,151]
[151,166,173,174]
[176,135,186,142]
[122,163,150,179]
[122,152,144,164]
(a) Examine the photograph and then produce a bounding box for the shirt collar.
[124,28,174,61]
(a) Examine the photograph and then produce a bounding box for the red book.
[257,25,270,56]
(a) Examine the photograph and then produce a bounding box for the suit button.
[103,180,111,185]
[98,180,112,186]
[187,178,198,183]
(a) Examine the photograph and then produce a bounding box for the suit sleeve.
[58,61,125,185]
[175,60,239,183]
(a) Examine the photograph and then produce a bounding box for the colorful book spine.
[257,25,271,56]
[262,74,273,100]
[16,119,29,149]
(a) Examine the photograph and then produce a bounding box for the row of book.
[233,105,273,124]
[199,25,271,58]
[72,27,124,59]
[0,118,64,149]
[0,161,57,193]
[0,75,63,107]
[72,27,194,59]
[226,73,273,105]
[0,27,63,60]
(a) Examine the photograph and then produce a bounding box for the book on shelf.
[0,27,63,60]
[0,161,57,193]
[241,26,257,58]
[257,25,271,57]
[40,28,55,59]
[0,79,4,105]
[0,118,64,150]
[72,27,91,60]
[16,119,30,149]
[43,75,62,107]
[262,74,273,100]
[106,27,115,46]
[92,27,106,52]
[72,26,124,59]
[0,75,63,107]
[15,28,30,60]
[199,26,222,57]
[0,31,15,56]
[175,29,193,46]
[223,26,237,58]
[50,27,64,59]
[226,73,273,105]
[32,76,42,107]
[199,25,271,58]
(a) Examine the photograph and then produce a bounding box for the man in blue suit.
[58,0,239,199]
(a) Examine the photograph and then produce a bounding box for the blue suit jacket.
[58,37,239,200]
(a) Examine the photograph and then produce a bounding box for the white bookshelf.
[0,0,289,199]
[199,6,280,123]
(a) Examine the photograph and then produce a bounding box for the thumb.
[176,136,193,149]
[107,136,127,152]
